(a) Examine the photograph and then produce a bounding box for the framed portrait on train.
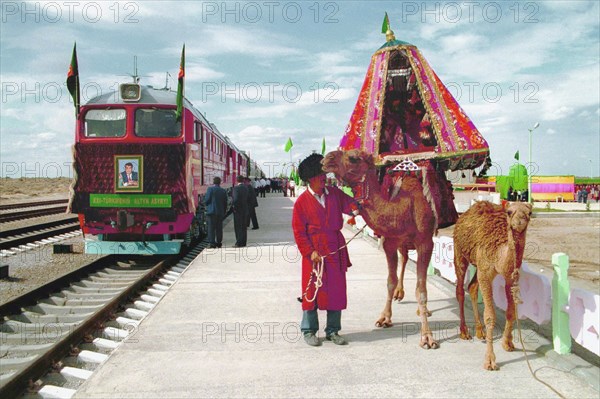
[115,155,143,192]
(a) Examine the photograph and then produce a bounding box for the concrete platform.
[75,194,599,398]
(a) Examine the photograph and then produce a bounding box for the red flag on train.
[176,44,185,122]
[66,43,80,116]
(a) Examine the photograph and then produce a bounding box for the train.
[68,81,262,255]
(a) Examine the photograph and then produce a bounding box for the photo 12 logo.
[2,81,132,105]
[399,1,540,24]
[445,81,539,104]
[201,1,339,23]
[199,81,340,104]
[2,162,73,179]
[1,1,140,23]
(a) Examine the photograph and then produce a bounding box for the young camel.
[454,201,532,370]
[322,149,438,349]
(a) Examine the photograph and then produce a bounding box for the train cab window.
[134,108,181,138]
[84,109,126,137]
[194,122,203,142]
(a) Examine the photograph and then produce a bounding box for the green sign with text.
[90,194,172,208]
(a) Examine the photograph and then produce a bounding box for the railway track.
[0,205,69,224]
[0,200,69,212]
[0,217,81,253]
[0,243,205,398]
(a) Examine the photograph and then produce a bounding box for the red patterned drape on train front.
[292,185,355,311]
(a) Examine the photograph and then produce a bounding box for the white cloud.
[186,24,303,59]
[36,132,57,140]
[538,63,600,121]
[223,86,356,120]
[438,34,488,54]
[1,1,599,178]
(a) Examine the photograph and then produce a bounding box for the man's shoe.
[252,227,259,230]
[326,333,348,345]
[303,333,321,347]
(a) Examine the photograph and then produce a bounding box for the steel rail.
[0,221,80,251]
[0,199,69,211]
[0,216,79,240]
[0,206,69,223]
[0,252,180,398]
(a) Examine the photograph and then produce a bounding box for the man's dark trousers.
[207,214,223,246]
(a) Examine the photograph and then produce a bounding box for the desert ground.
[1,177,598,292]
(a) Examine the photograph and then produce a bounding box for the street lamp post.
[528,122,540,203]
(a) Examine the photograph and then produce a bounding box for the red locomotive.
[68,82,255,254]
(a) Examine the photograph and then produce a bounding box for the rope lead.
[299,225,367,303]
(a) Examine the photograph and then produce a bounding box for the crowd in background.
[252,177,297,198]
[506,187,529,202]
[575,184,599,203]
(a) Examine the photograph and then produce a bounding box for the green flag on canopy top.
[381,12,390,33]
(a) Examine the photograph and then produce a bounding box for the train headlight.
[120,83,141,102]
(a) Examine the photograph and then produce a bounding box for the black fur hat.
[298,153,325,181]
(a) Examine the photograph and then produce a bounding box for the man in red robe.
[292,153,356,346]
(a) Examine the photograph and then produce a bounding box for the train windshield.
[135,108,181,138]
[84,109,126,137]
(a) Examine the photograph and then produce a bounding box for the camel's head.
[322,149,375,186]
[506,202,532,234]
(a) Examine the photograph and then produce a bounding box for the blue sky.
[1,0,599,179]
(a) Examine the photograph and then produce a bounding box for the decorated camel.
[322,149,438,349]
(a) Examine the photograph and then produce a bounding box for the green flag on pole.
[175,44,185,122]
[66,42,80,116]
[381,12,390,33]
[514,150,520,161]
[321,138,326,155]
[284,137,293,152]
[289,168,299,185]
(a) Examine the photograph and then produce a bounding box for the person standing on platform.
[292,153,356,347]
[232,175,249,247]
[259,177,267,197]
[204,176,227,249]
[289,179,296,197]
[245,177,259,230]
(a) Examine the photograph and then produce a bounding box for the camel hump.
[470,200,503,216]
[399,175,423,193]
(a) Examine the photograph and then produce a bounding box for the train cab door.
[194,122,204,186]
[193,121,207,236]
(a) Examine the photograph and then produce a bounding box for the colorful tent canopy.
[339,37,490,171]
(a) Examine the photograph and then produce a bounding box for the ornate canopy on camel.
[339,26,490,172]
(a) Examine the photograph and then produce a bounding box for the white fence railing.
[347,215,600,357]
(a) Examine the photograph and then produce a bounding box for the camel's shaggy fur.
[322,149,438,349]
[453,201,532,370]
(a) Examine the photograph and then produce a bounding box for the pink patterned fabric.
[339,42,489,171]
[531,183,575,193]
[363,52,389,153]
